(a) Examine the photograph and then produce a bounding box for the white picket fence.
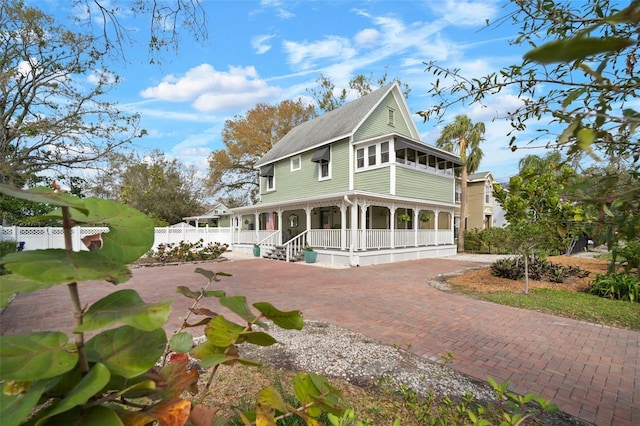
[0,226,234,252]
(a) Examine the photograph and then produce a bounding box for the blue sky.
[37,0,553,184]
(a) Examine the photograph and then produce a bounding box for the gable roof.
[467,171,494,182]
[256,82,411,167]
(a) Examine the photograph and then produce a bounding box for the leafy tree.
[436,115,485,253]
[206,100,317,204]
[569,159,640,250]
[419,0,640,248]
[494,152,591,254]
[87,150,205,225]
[0,0,145,186]
[308,72,411,113]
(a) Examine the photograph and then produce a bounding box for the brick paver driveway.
[1,256,638,425]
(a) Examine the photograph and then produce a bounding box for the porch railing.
[283,230,308,262]
[234,230,274,245]
[307,229,340,249]
[256,230,281,250]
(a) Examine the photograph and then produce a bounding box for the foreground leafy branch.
[0,184,348,425]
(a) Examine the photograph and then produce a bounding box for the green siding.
[261,139,350,203]
[354,92,412,141]
[395,167,454,203]
[219,216,230,227]
[354,167,390,194]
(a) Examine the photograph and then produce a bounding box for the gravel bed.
[204,320,496,402]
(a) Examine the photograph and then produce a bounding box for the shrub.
[150,239,228,263]
[491,255,589,283]
[464,228,513,254]
[611,240,640,274]
[588,273,640,302]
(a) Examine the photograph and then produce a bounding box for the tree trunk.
[458,162,468,253]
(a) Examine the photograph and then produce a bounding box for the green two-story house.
[231,82,463,266]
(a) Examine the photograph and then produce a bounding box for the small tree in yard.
[497,221,554,295]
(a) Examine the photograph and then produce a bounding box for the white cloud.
[252,34,275,54]
[354,28,380,46]
[429,0,498,27]
[283,36,357,70]
[139,64,281,112]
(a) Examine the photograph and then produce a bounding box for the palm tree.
[436,115,486,253]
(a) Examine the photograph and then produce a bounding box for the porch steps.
[262,245,304,262]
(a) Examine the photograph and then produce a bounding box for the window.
[260,164,275,191]
[356,148,365,168]
[311,146,331,180]
[290,155,301,171]
[319,160,330,179]
[387,108,395,126]
[396,148,405,164]
[428,155,436,172]
[357,141,390,169]
[455,182,461,203]
[485,181,492,204]
[368,145,377,166]
[406,149,416,166]
[381,142,389,163]
[418,153,427,169]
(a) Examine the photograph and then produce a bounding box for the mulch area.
[446,255,611,293]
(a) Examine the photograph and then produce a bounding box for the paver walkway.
[1,256,638,425]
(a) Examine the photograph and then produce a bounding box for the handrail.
[282,230,308,262]
[255,230,280,248]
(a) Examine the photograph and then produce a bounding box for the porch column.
[434,209,440,245]
[359,200,369,250]
[254,212,260,241]
[389,205,396,249]
[450,209,455,245]
[350,199,358,251]
[340,204,348,250]
[305,207,312,232]
[413,206,419,247]
[276,209,283,245]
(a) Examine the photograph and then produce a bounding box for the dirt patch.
[445,255,610,293]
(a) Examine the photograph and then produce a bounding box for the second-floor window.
[368,145,376,166]
[485,181,492,204]
[455,182,461,203]
[290,155,301,171]
[356,141,390,170]
[261,164,275,191]
[311,146,331,180]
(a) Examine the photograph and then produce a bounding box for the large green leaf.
[35,363,110,424]
[169,332,193,353]
[524,37,634,64]
[2,250,131,284]
[0,380,47,426]
[0,185,88,214]
[85,326,166,378]
[204,316,245,347]
[176,285,225,300]
[75,290,171,332]
[239,331,277,346]
[0,274,54,308]
[0,332,78,381]
[39,405,124,426]
[253,302,304,330]
[59,197,154,264]
[220,295,264,326]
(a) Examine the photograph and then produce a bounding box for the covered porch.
[230,193,457,266]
